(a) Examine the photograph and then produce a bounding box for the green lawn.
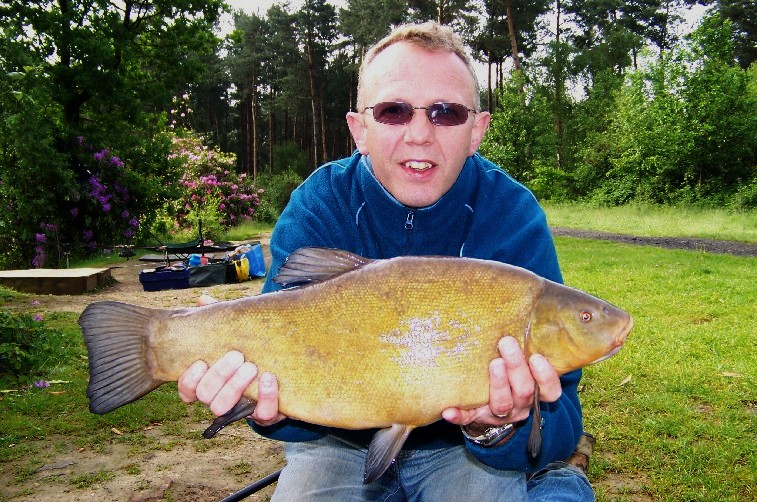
[555,237,756,500]
[543,202,757,243]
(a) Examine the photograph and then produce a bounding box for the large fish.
[79,247,632,483]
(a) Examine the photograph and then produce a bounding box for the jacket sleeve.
[464,369,584,472]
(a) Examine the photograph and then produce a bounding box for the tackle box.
[139,266,190,291]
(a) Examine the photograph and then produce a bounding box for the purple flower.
[35,233,46,243]
[129,218,139,228]
[32,300,40,306]
[83,229,93,241]
[70,208,79,218]
[110,156,124,168]
[102,203,111,212]
[34,380,50,388]
[33,314,43,321]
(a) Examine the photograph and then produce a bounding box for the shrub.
[0,311,63,380]
[156,133,263,241]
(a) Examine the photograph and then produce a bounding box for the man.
[179,22,594,500]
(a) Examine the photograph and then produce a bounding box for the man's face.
[347,42,491,208]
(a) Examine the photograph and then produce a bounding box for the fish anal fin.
[274,247,372,287]
[527,383,542,458]
[364,424,413,484]
[203,397,257,439]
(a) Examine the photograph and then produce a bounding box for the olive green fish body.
[80,248,631,482]
[132,256,545,429]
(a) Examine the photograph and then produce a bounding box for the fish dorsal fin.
[274,247,373,288]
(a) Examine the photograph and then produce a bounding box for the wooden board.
[0,268,112,295]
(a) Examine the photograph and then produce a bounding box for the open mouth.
[404,161,434,172]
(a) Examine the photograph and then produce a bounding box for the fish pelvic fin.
[363,424,413,484]
[527,383,543,459]
[274,247,372,288]
[203,397,257,439]
[78,301,165,414]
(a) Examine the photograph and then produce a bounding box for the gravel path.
[551,227,757,257]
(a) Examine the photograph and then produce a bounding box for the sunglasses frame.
[362,101,477,127]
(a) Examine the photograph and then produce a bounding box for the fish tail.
[79,301,165,414]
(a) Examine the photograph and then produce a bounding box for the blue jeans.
[270,435,593,501]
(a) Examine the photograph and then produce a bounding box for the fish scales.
[144,256,543,429]
[81,247,632,484]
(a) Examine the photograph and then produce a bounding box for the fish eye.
[580,311,593,322]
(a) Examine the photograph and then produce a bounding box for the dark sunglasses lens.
[428,103,469,126]
[373,102,413,125]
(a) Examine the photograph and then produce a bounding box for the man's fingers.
[209,361,258,416]
[530,354,562,402]
[196,294,219,306]
[498,337,535,409]
[178,360,209,403]
[487,358,514,418]
[196,350,245,404]
[253,372,280,424]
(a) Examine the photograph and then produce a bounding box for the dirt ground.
[1,229,753,501]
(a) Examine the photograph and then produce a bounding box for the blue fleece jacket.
[252,151,583,472]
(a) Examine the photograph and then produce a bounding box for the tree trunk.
[555,0,564,170]
[305,32,320,167]
[505,0,521,70]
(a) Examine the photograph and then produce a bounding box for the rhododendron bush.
[157,133,262,242]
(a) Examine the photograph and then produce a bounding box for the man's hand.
[178,350,286,426]
[178,296,286,426]
[441,336,562,428]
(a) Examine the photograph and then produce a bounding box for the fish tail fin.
[364,424,413,484]
[78,301,165,414]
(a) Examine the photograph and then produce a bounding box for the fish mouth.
[589,315,633,365]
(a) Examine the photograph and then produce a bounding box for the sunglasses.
[363,101,477,127]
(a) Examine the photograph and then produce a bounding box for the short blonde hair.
[356,21,481,112]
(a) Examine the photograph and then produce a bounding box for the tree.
[0,0,226,267]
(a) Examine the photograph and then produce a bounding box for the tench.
[79,247,632,483]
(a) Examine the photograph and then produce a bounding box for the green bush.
[254,170,304,222]
[0,311,64,380]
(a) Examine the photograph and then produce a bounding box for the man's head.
[347,22,490,208]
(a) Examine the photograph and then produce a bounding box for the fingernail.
[238,362,256,380]
[499,337,520,355]
[261,372,275,388]
[530,354,547,370]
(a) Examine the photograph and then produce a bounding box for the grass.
[543,202,757,243]
[554,237,756,500]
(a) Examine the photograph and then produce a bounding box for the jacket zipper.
[404,209,415,252]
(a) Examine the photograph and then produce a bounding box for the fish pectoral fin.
[274,247,372,287]
[527,383,542,459]
[363,424,413,484]
[203,397,256,439]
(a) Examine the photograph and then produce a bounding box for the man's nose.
[403,110,434,144]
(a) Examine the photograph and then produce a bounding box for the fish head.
[527,281,633,375]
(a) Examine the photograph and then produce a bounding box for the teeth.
[405,161,433,171]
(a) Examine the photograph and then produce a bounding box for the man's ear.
[346,112,369,154]
[468,111,491,156]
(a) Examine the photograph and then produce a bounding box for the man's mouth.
[404,161,434,172]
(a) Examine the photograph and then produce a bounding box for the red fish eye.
[581,311,593,322]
